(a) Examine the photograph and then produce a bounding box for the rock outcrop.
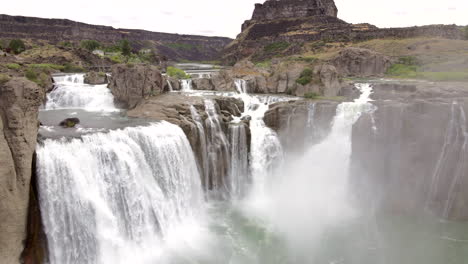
[211,60,343,97]
[83,71,108,85]
[224,0,465,63]
[243,0,338,30]
[108,64,164,109]
[331,47,392,77]
[0,14,232,62]
[264,100,339,153]
[0,78,45,263]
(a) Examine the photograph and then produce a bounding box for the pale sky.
[2,0,467,38]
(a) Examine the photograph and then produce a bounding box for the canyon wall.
[0,78,45,263]
[0,14,232,61]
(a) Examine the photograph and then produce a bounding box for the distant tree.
[80,40,101,51]
[9,39,26,54]
[120,39,132,57]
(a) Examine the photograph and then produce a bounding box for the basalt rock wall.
[0,14,232,61]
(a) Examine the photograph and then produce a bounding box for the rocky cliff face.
[224,0,464,63]
[0,14,232,61]
[243,0,338,30]
[108,64,164,109]
[0,78,45,263]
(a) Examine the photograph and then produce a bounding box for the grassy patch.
[6,63,21,70]
[166,66,191,79]
[62,63,85,73]
[386,64,419,78]
[296,68,314,85]
[264,42,290,53]
[29,64,65,71]
[0,74,10,85]
[304,92,320,99]
[255,60,272,69]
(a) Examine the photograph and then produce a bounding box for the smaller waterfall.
[229,123,249,198]
[166,80,174,92]
[181,79,193,91]
[46,74,116,111]
[204,99,231,194]
[234,79,248,94]
[190,106,209,191]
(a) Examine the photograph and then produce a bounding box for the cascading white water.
[166,80,174,92]
[228,123,249,198]
[204,99,231,194]
[37,122,207,264]
[46,74,116,111]
[181,79,193,91]
[233,79,283,200]
[255,83,376,254]
[190,105,210,191]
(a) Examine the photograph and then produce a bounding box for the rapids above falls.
[35,75,468,264]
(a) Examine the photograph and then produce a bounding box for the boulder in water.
[59,118,80,128]
[84,71,108,85]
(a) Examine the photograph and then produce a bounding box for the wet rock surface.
[0,78,45,263]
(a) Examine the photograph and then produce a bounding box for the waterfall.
[181,79,193,91]
[253,83,376,252]
[166,80,174,92]
[190,105,209,191]
[36,122,206,264]
[228,123,249,199]
[204,99,231,195]
[233,79,283,197]
[46,74,116,111]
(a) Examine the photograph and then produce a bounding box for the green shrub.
[264,42,290,53]
[386,64,418,78]
[296,68,314,85]
[120,39,132,56]
[59,41,73,48]
[6,63,21,70]
[80,40,101,51]
[166,66,191,79]
[398,56,419,66]
[255,60,272,68]
[0,74,10,85]
[464,26,468,40]
[304,92,320,99]
[25,69,38,82]
[9,39,26,54]
[63,63,85,73]
[109,54,124,63]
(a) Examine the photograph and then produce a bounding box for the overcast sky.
[2,0,467,38]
